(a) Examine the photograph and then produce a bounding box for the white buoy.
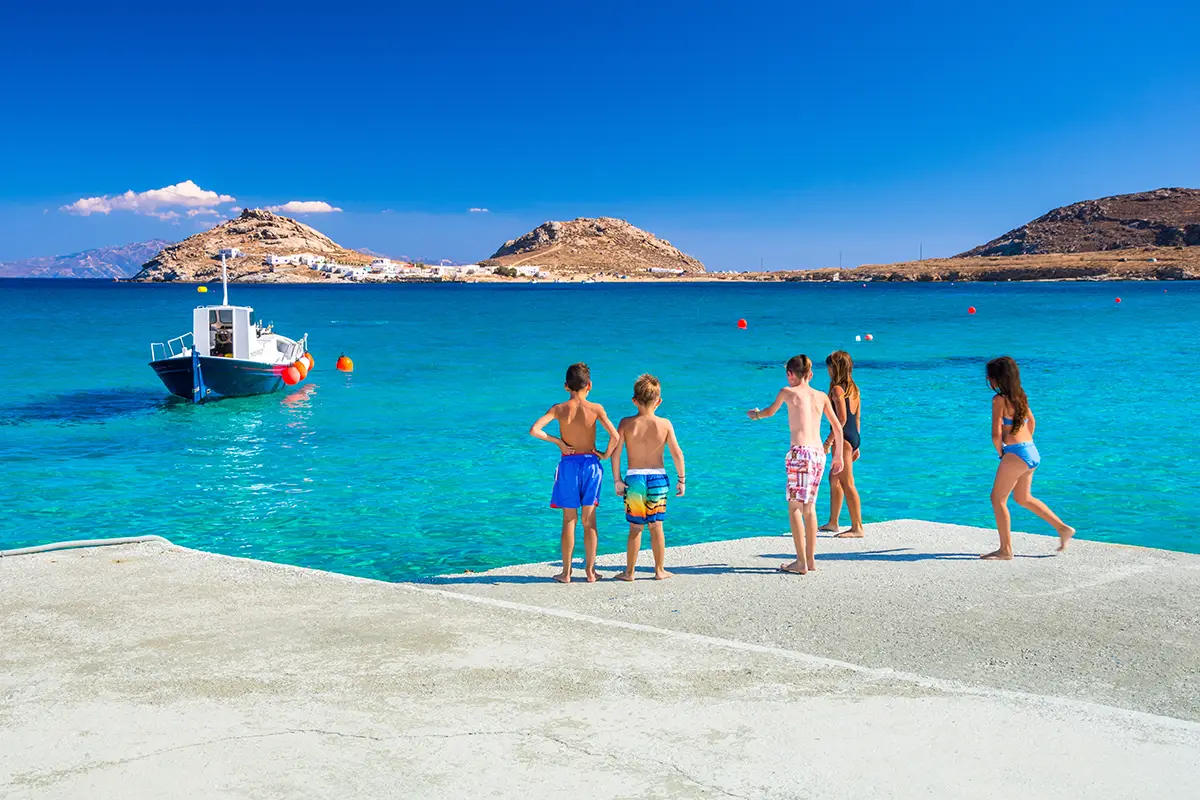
[855,335,862,342]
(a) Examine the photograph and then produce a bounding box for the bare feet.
[653,570,674,580]
[552,571,571,583]
[818,524,840,533]
[585,567,602,583]
[779,561,807,575]
[1056,525,1076,552]
[834,529,865,538]
[613,570,636,582]
[980,549,1013,561]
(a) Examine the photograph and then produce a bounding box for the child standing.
[984,356,1075,559]
[529,363,619,583]
[819,350,866,538]
[609,375,686,581]
[747,355,844,574]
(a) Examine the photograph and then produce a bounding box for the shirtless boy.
[609,374,686,581]
[747,355,844,575]
[529,362,619,583]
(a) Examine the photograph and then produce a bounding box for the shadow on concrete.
[762,547,1054,562]
[425,562,782,585]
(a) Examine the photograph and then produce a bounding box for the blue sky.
[2,0,1198,268]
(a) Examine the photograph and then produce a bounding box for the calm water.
[1,279,1197,580]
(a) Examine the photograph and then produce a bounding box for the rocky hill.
[489,218,705,274]
[0,240,171,279]
[131,209,371,282]
[958,188,1200,257]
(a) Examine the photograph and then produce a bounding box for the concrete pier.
[2,521,1197,799]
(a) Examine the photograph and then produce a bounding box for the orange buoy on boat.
[293,360,308,380]
[303,352,314,371]
[282,366,302,386]
[336,354,354,372]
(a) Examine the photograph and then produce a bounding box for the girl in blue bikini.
[984,356,1075,560]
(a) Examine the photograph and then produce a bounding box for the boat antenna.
[221,254,229,305]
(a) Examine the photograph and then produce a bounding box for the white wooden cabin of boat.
[194,305,254,359]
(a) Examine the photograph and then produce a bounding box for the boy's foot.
[980,549,1013,561]
[779,561,807,575]
[806,561,817,572]
[552,571,572,583]
[834,529,865,538]
[653,570,674,580]
[614,570,636,582]
[818,524,840,533]
[585,567,602,583]
[1056,526,1076,552]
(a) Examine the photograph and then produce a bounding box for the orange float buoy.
[303,352,314,371]
[281,366,301,386]
[968,306,977,315]
[293,359,308,380]
[737,319,747,329]
[336,354,354,372]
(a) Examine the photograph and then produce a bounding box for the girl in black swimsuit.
[820,350,865,537]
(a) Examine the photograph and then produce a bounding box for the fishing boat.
[149,257,309,403]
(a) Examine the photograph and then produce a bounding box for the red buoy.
[282,366,301,386]
[865,333,874,341]
[737,319,747,329]
[292,360,308,380]
[1115,297,1122,304]
[968,306,977,315]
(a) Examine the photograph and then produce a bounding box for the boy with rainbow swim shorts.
[529,363,619,583]
[746,355,844,575]
[609,374,686,581]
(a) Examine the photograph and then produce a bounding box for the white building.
[218,247,244,259]
[370,258,393,269]
[648,267,686,276]
[264,254,298,267]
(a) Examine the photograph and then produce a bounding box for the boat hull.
[150,356,286,402]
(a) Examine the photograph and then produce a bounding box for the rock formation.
[489,217,705,274]
[0,240,171,279]
[958,188,1200,257]
[131,209,370,282]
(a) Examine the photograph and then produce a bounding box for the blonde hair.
[632,374,661,405]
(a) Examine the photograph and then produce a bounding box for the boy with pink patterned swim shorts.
[747,354,845,575]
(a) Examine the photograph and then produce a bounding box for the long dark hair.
[825,350,858,403]
[986,356,1029,433]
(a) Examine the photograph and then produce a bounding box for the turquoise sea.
[1,278,1197,580]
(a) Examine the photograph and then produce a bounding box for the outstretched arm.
[596,405,620,458]
[666,421,686,497]
[609,420,626,496]
[821,394,845,474]
[529,406,573,454]
[747,388,786,420]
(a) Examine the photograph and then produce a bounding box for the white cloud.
[187,208,222,217]
[266,200,342,214]
[60,180,236,217]
[469,207,490,213]
[148,210,181,221]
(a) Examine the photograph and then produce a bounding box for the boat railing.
[151,332,194,361]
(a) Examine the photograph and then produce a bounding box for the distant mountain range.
[957,187,1200,257]
[0,240,172,278]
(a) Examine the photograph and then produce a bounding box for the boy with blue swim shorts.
[609,375,687,581]
[529,363,619,583]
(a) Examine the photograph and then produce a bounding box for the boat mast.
[221,254,229,305]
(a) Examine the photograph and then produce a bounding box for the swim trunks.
[786,445,826,504]
[1002,442,1041,470]
[550,453,603,509]
[624,468,670,525]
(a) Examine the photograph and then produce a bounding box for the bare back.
[782,384,829,448]
[554,398,603,451]
[618,414,672,469]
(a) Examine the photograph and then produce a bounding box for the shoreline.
[4,520,1199,798]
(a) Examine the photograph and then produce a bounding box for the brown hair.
[785,354,813,378]
[565,362,591,392]
[986,356,1029,433]
[632,374,661,405]
[825,350,859,402]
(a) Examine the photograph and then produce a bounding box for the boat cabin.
[193,305,254,359]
